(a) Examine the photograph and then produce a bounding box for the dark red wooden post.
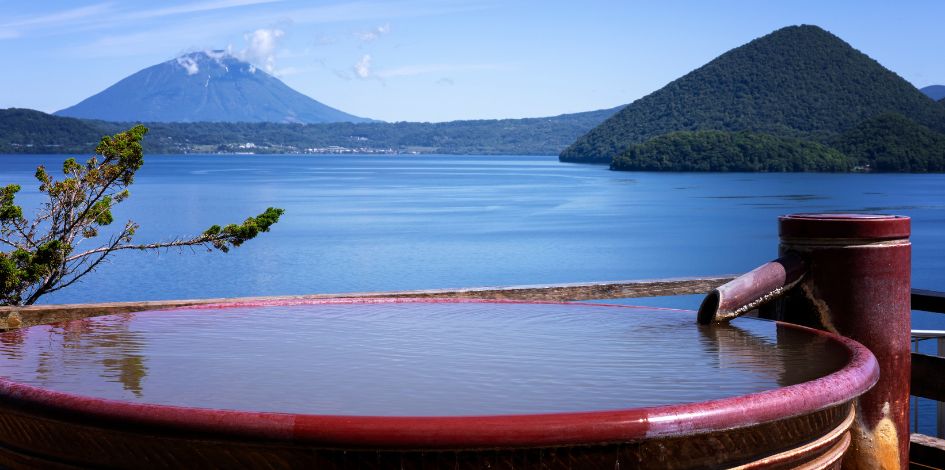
[771,214,911,469]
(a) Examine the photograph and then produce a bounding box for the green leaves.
[63,157,81,175]
[95,124,146,186]
[0,241,67,305]
[203,207,284,253]
[0,185,22,222]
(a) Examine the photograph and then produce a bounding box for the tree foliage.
[611,131,852,172]
[0,125,283,305]
[830,113,945,172]
[561,25,945,164]
[0,108,104,153]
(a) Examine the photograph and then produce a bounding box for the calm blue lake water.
[2,154,944,430]
[3,154,941,304]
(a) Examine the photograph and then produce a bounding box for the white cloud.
[0,0,280,39]
[239,28,285,73]
[356,23,391,42]
[122,0,284,21]
[284,1,491,25]
[354,54,372,79]
[176,57,200,75]
[1,3,112,29]
[57,1,494,56]
[375,63,501,78]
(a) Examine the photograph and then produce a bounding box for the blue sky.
[1,0,943,122]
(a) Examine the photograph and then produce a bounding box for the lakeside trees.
[611,131,851,172]
[0,126,283,305]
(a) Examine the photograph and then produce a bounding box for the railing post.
[939,337,944,439]
[768,214,911,469]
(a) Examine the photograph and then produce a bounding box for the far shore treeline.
[0,106,622,157]
[3,24,945,172]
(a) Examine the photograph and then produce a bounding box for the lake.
[2,153,944,430]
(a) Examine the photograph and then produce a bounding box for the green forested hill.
[611,131,851,172]
[831,113,945,172]
[0,108,106,153]
[561,25,945,165]
[2,106,622,156]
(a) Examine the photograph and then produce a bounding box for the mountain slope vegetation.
[0,108,105,153]
[611,131,851,172]
[561,25,945,168]
[830,113,945,172]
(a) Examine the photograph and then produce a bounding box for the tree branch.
[0,235,25,250]
[6,217,34,249]
[38,234,127,300]
[65,236,218,262]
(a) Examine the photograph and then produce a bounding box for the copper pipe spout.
[697,251,807,324]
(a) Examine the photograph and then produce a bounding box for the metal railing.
[911,330,945,438]
[909,289,945,466]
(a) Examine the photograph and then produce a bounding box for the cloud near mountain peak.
[240,28,285,74]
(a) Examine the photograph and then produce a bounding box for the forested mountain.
[561,25,945,168]
[921,85,945,101]
[0,109,105,153]
[55,51,371,124]
[1,106,623,156]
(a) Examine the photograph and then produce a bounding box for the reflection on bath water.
[0,302,848,416]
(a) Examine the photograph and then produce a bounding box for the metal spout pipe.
[697,251,807,324]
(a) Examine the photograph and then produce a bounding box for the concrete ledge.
[910,433,945,468]
[0,276,735,330]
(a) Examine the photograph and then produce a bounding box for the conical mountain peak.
[56,52,371,123]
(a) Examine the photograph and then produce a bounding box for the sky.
[1,0,944,123]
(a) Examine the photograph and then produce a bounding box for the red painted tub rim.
[0,298,879,449]
[779,213,910,240]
